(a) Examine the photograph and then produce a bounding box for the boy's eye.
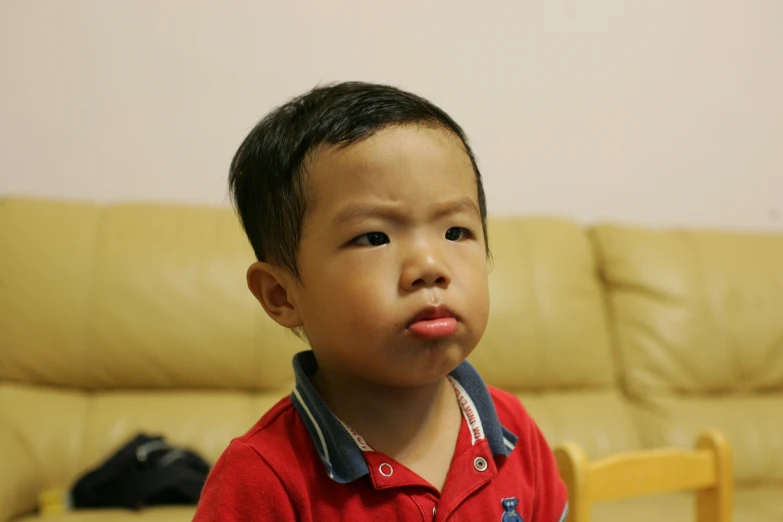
[353,232,390,247]
[445,227,471,241]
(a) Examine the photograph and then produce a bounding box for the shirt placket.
[434,439,496,521]
[364,451,440,520]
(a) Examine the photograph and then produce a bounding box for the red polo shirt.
[193,351,569,521]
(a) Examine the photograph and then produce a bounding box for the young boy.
[193,82,568,521]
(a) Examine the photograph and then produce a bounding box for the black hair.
[229,81,488,278]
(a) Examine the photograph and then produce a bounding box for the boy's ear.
[246,262,302,329]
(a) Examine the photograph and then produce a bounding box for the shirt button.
[379,462,394,477]
[473,456,488,472]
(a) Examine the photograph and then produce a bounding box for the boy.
[193,82,568,521]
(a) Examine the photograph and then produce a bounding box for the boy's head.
[229,82,488,277]
[231,82,491,387]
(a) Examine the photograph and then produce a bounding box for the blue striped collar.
[289,350,519,484]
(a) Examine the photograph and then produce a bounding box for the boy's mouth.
[406,305,459,339]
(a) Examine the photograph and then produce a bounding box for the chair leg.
[695,430,733,522]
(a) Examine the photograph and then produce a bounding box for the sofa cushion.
[13,489,783,522]
[0,199,300,391]
[476,219,616,389]
[14,507,194,522]
[517,390,641,458]
[590,490,779,522]
[633,395,783,484]
[0,383,286,495]
[734,486,783,520]
[592,224,783,484]
[592,225,783,394]
[470,219,641,458]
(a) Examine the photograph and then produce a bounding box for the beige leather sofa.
[1,198,781,522]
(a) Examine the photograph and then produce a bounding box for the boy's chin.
[380,350,471,387]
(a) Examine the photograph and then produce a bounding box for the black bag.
[71,433,211,510]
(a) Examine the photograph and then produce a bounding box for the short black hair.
[229,81,488,278]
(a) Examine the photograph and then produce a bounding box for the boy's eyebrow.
[431,197,481,220]
[332,197,480,226]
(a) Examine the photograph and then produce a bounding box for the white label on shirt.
[448,376,485,445]
[339,420,374,452]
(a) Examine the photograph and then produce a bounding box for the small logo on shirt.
[501,497,523,522]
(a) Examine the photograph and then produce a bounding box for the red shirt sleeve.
[192,439,297,522]
[527,419,569,521]
[491,387,569,521]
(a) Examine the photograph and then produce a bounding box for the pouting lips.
[406,305,458,326]
[406,305,459,339]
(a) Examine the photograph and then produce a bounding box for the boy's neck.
[310,368,461,459]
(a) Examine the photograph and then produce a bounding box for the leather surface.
[592,224,783,394]
[14,508,195,522]
[0,199,300,390]
[516,390,641,459]
[474,218,615,390]
[632,394,783,483]
[734,487,783,520]
[591,491,780,522]
[0,422,41,522]
[593,224,783,486]
[11,491,783,522]
[3,198,783,521]
[0,383,287,489]
[471,219,637,459]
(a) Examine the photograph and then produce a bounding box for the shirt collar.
[289,350,519,484]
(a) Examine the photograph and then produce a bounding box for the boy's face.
[263,125,489,388]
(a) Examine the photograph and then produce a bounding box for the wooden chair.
[554,430,733,522]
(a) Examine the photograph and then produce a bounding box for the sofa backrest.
[471,218,642,458]
[1,198,302,391]
[592,224,783,485]
[18,198,783,492]
[1,199,302,493]
[1,199,644,489]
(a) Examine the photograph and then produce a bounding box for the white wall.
[1,0,781,231]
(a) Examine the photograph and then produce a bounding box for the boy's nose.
[400,247,452,291]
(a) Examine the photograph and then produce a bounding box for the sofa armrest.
[0,425,40,522]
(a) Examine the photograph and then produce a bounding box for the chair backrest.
[554,430,733,522]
